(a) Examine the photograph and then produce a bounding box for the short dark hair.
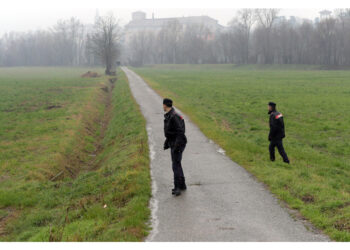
[268,102,276,107]
[163,98,173,107]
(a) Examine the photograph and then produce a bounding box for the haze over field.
[1,7,350,68]
[1,1,350,243]
[0,8,326,34]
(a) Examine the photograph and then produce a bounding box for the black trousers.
[170,144,186,179]
[269,140,289,163]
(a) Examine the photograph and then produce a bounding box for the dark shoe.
[173,187,181,196]
[172,178,176,194]
[270,158,275,162]
[180,177,187,190]
[172,177,182,196]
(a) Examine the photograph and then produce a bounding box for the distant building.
[289,16,303,27]
[319,10,332,20]
[124,11,224,43]
[275,15,306,27]
[274,16,287,25]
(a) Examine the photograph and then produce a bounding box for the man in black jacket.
[268,102,290,164]
[163,98,187,196]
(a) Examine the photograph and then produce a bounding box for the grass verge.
[0,68,150,241]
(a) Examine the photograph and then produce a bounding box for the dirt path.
[122,67,329,242]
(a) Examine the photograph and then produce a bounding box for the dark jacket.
[164,108,187,150]
[269,110,286,141]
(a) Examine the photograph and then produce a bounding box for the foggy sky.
[0,8,333,35]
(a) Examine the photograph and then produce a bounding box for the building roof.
[125,15,224,30]
[319,10,332,15]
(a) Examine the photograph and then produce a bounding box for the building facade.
[124,11,224,44]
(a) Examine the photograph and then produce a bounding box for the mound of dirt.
[81,71,100,78]
[46,105,62,110]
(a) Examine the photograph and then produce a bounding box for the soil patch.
[81,71,100,78]
[0,208,17,237]
[302,194,315,203]
[45,105,62,110]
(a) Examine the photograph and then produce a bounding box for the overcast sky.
[0,8,333,35]
[1,0,344,35]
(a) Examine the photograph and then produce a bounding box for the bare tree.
[161,20,183,64]
[335,9,350,65]
[217,31,234,63]
[128,30,155,66]
[68,18,86,66]
[52,17,85,66]
[297,21,316,64]
[230,9,256,63]
[315,17,338,65]
[89,13,122,75]
[255,9,279,63]
[182,24,211,63]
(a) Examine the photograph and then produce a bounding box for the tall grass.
[0,68,150,241]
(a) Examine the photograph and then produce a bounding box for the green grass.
[133,64,350,241]
[0,67,150,241]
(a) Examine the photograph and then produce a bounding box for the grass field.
[0,67,150,241]
[133,64,350,241]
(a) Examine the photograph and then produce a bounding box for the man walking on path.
[268,102,290,164]
[163,98,187,196]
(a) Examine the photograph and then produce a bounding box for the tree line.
[0,14,121,73]
[127,9,350,66]
[1,9,350,68]
[0,17,89,66]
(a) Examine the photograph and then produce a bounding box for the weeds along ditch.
[0,68,151,241]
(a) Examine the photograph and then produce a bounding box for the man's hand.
[163,140,170,150]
